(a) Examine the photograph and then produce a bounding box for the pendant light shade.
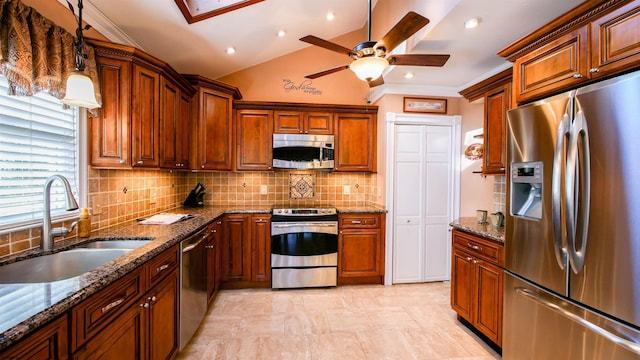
[349,56,389,81]
[61,70,100,109]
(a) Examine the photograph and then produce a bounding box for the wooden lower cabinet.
[450,229,503,347]
[0,315,68,360]
[72,246,179,359]
[222,214,271,285]
[206,218,224,302]
[337,213,385,285]
[251,215,271,282]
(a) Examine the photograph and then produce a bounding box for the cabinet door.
[131,65,160,168]
[335,113,376,171]
[223,215,251,280]
[305,112,333,134]
[483,83,509,174]
[475,260,503,346]
[236,110,273,171]
[1,315,68,360]
[251,215,271,282]
[91,56,131,167]
[338,228,382,277]
[159,78,181,169]
[451,248,474,322]
[206,222,218,302]
[273,111,304,133]
[147,272,179,360]
[513,27,588,103]
[177,93,192,168]
[194,88,233,170]
[73,302,147,360]
[591,3,640,78]
[214,219,224,290]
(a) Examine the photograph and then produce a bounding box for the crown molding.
[57,0,143,49]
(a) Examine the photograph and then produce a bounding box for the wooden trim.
[233,100,379,114]
[182,74,242,99]
[459,68,513,101]
[497,0,630,61]
[174,0,265,24]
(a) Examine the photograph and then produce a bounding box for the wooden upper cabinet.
[131,65,160,168]
[513,27,588,103]
[335,113,376,172]
[91,56,131,168]
[236,109,273,171]
[591,2,640,78]
[273,111,333,134]
[502,1,640,104]
[483,83,510,174]
[160,77,191,169]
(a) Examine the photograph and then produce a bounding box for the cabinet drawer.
[147,245,179,289]
[339,214,380,228]
[453,230,504,267]
[71,267,144,351]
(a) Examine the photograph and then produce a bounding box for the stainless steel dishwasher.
[179,227,208,350]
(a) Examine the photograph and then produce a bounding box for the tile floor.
[177,282,501,359]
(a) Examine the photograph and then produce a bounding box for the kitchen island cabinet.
[450,228,504,348]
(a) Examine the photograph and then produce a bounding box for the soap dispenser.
[78,208,91,238]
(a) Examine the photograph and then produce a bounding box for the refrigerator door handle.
[552,113,570,269]
[516,287,640,355]
[566,110,591,274]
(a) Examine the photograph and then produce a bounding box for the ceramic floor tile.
[179,282,502,360]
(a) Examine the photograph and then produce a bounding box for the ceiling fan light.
[61,70,100,109]
[349,57,389,82]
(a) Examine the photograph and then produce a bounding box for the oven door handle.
[272,223,337,228]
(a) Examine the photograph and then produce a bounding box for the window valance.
[0,0,101,106]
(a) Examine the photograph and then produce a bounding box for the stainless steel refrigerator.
[504,70,640,359]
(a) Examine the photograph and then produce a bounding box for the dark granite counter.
[0,203,384,350]
[449,217,505,243]
[337,205,387,213]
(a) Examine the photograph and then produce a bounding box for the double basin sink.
[0,239,153,284]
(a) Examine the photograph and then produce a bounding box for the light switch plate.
[343,185,351,195]
[260,185,268,194]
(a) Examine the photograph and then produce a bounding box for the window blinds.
[0,76,79,229]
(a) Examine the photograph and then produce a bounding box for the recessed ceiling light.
[464,17,480,29]
[326,11,335,21]
[277,29,287,37]
[404,72,414,79]
[226,46,236,55]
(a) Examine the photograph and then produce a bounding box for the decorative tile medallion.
[289,172,315,199]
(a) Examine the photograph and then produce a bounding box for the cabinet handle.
[157,264,170,272]
[473,260,479,264]
[148,296,157,302]
[572,73,584,79]
[119,159,126,164]
[466,257,473,261]
[140,302,149,308]
[340,231,343,234]
[589,68,600,73]
[351,220,362,224]
[467,243,482,252]
[101,298,125,313]
[205,244,215,249]
[136,160,143,165]
[211,229,217,233]
[217,221,222,225]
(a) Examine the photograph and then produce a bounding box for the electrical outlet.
[93,202,103,215]
[343,185,351,195]
[149,191,157,205]
[260,185,268,194]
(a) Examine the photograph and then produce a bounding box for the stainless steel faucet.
[42,175,79,251]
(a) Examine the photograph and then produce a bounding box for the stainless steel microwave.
[272,134,334,170]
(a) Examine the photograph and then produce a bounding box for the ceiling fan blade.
[368,77,384,88]
[375,11,430,52]
[300,35,354,56]
[304,65,350,79]
[388,54,450,67]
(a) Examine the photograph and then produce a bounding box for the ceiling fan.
[300,0,450,87]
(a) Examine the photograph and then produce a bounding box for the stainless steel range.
[271,207,338,289]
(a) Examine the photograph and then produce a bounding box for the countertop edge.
[449,217,505,243]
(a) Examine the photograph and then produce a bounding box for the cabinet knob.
[589,68,600,73]
[299,130,303,133]
[572,73,584,79]
[217,221,222,225]
[119,159,126,164]
[473,260,479,264]
[148,296,156,302]
[140,302,149,308]
[202,165,205,169]
[212,229,217,233]
[466,257,473,261]
[136,160,143,165]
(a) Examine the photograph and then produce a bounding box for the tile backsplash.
[0,169,378,257]
[493,176,506,213]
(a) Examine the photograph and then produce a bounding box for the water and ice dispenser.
[511,161,543,220]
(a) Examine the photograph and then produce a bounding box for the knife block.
[183,190,205,207]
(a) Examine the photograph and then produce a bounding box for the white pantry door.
[393,124,453,283]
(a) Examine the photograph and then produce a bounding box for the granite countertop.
[0,203,384,351]
[449,217,505,243]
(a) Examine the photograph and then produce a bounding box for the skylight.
[174,0,264,24]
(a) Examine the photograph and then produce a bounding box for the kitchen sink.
[0,248,131,284]
[75,239,153,249]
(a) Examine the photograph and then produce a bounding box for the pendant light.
[61,0,100,109]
